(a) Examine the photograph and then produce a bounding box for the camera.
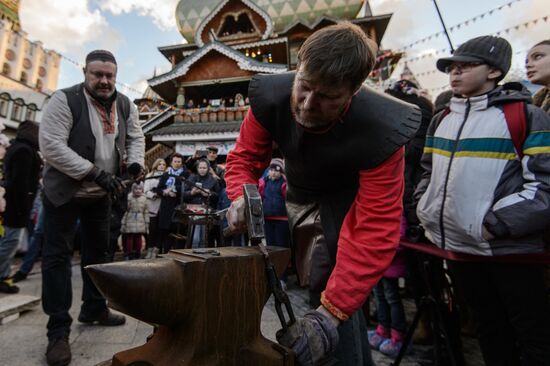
[195,150,208,158]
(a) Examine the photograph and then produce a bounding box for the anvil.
[87,246,294,366]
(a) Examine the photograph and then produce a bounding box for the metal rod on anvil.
[432,0,455,53]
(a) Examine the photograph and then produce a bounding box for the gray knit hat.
[437,36,512,79]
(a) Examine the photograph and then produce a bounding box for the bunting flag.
[398,0,525,52]
[402,15,549,63]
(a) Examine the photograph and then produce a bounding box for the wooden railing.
[178,105,249,123]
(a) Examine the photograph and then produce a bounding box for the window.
[11,98,24,121]
[20,71,27,83]
[218,12,257,38]
[26,103,37,122]
[36,79,43,92]
[2,63,10,77]
[0,93,10,117]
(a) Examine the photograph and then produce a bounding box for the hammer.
[235,184,296,330]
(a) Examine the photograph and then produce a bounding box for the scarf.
[533,87,550,114]
[166,167,184,189]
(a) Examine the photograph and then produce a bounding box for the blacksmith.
[225,22,421,364]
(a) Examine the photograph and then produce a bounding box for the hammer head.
[243,184,265,241]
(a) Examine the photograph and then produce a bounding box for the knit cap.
[436,36,512,80]
[269,158,284,173]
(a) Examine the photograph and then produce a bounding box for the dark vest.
[43,83,131,207]
[249,72,421,290]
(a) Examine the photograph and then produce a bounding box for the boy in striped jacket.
[415,36,550,365]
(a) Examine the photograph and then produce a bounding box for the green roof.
[176,0,363,42]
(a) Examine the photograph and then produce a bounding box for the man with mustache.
[39,50,145,366]
[225,22,421,365]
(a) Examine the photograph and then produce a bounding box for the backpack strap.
[502,102,527,159]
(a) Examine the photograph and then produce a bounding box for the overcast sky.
[19,0,550,99]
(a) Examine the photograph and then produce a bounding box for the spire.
[362,0,373,17]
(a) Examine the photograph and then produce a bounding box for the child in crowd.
[121,183,149,260]
[368,217,407,357]
[415,35,550,365]
[259,159,290,286]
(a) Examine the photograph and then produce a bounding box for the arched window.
[20,71,28,83]
[0,93,10,117]
[36,79,43,92]
[218,12,257,38]
[11,98,24,121]
[26,103,37,122]
[2,63,10,77]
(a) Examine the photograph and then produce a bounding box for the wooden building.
[142,0,394,166]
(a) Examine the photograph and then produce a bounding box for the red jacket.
[226,109,404,318]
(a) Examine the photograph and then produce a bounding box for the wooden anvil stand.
[87,247,295,366]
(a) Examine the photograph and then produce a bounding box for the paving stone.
[0,294,40,320]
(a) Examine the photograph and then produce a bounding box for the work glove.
[94,170,126,194]
[276,310,339,366]
[127,162,144,180]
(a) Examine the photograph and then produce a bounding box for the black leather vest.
[249,72,421,279]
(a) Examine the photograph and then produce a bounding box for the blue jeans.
[334,309,375,365]
[42,196,111,340]
[0,226,23,279]
[373,277,407,332]
[19,205,44,275]
[191,224,205,248]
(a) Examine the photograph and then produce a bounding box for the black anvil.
[87,246,294,366]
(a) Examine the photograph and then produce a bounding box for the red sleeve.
[225,108,273,201]
[322,148,405,319]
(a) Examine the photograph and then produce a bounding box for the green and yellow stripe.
[523,131,550,155]
[424,137,517,160]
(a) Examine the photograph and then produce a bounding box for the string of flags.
[397,0,525,52]
[401,15,549,63]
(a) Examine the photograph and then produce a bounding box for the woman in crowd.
[526,40,550,277]
[183,159,220,247]
[143,158,166,258]
[527,40,550,113]
[155,153,189,253]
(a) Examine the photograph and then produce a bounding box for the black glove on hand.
[127,162,144,179]
[276,310,339,366]
[94,170,125,194]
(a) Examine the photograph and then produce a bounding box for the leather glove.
[276,310,339,366]
[94,170,126,194]
[127,162,144,179]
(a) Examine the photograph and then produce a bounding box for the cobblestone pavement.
[0,256,483,366]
